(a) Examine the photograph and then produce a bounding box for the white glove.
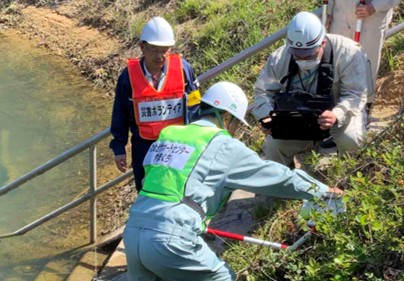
[299,193,346,220]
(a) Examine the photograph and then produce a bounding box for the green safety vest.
[140,124,230,221]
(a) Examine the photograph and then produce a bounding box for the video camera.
[262,90,333,141]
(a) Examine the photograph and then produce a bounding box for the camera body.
[263,90,333,140]
[274,90,333,112]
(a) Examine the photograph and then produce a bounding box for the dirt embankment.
[373,70,403,119]
[0,3,135,96]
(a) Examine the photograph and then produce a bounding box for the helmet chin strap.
[199,107,228,129]
[214,110,225,129]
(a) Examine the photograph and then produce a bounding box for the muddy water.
[0,30,115,280]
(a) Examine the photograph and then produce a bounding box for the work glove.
[299,192,346,220]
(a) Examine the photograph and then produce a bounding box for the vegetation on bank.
[1,0,403,280]
[224,117,403,280]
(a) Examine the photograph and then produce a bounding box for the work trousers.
[131,138,155,192]
[263,110,367,166]
[123,226,235,281]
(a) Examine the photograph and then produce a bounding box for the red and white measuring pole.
[205,223,316,251]
[354,0,367,42]
[321,0,329,27]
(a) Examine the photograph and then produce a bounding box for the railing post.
[89,144,97,243]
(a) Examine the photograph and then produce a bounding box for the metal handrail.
[0,127,132,242]
[386,21,404,38]
[0,14,403,242]
[0,170,132,239]
[0,128,110,196]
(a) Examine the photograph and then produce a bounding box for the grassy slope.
[73,0,403,151]
[224,118,404,280]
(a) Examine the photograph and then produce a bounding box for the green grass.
[379,2,404,76]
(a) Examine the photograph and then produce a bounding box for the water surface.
[0,30,115,280]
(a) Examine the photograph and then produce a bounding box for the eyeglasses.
[143,42,171,55]
[289,46,322,61]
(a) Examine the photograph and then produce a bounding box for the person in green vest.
[123,81,344,281]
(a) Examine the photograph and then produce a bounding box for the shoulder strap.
[316,36,334,96]
[280,56,298,92]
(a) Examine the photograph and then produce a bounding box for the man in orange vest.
[109,17,201,191]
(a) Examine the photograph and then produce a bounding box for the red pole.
[206,228,245,241]
[354,0,367,42]
[205,227,315,250]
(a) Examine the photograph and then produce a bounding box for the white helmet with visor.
[140,17,175,47]
[201,82,250,127]
[287,11,325,58]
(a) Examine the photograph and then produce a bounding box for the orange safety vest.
[128,54,185,140]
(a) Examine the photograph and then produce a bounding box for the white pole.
[321,0,329,27]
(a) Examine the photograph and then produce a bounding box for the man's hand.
[318,110,337,130]
[114,155,127,172]
[259,117,272,135]
[355,3,375,19]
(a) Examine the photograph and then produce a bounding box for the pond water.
[0,30,115,280]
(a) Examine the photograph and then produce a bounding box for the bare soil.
[373,68,404,119]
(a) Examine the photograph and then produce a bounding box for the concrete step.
[206,190,257,254]
[35,260,72,281]
[66,250,110,281]
[64,226,125,281]
[93,240,127,281]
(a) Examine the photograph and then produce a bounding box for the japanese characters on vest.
[128,54,186,140]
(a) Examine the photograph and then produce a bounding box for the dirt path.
[21,6,118,57]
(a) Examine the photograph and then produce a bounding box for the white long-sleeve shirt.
[252,34,368,127]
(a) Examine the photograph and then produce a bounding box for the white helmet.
[201,82,250,127]
[140,17,175,47]
[287,12,325,57]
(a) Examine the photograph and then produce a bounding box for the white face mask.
[295,57,321,71]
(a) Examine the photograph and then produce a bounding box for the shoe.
[320,137,336,149]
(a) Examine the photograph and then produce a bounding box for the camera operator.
[251,11,369,167]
